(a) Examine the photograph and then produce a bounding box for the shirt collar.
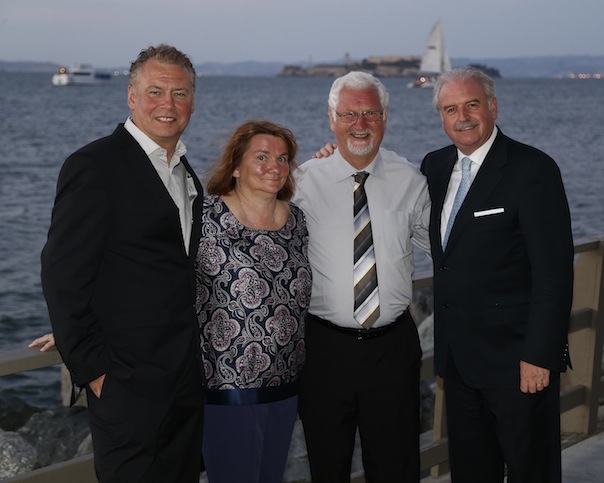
[456,125,498,167]
[124,117,187,163]
[332,148,385,183]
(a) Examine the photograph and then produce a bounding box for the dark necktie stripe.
[354,223,373,263]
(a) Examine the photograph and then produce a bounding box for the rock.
[17,406,90,466]
[410,286,434,326]
[76,433,93,457]
[0,396,42,432]
[417,313,434,356]
[420,379,436,433]
[0,429,38,478]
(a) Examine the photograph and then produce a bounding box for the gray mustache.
[454,121,478,131]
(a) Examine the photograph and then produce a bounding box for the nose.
[161,93,176,108]
[267,157,281,171]
[352,115,368,127]
[458,107,471,120]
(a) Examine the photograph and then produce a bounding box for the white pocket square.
[474,207,505,217]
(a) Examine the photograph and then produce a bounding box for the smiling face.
[329,86,387,169]
[127,59,195,158]
[437,77,498,155]
[233,134,290,197]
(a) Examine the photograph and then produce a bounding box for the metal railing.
[2,238,604,482]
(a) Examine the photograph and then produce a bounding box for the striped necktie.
[443,156,472,249]
[353,172,380,328]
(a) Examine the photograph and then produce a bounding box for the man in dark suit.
[421,66,573,482]
[41,44,204,482]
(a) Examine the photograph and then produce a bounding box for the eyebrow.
[146,85,190,92]
[254,149,289,157]
[443,98,481,109]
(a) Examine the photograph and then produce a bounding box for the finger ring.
[537,383,543,386]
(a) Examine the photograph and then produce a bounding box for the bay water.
[1,72,603,407]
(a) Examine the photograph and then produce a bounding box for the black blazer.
[421,130,573,388]
[41,124,203,401]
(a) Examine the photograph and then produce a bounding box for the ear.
[490,97,498,120]
[127,84,135,111]
[128,84,134,110]
[328,108,336,133]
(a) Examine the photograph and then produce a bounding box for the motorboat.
[407,21,451,88]
[51,63,112,86]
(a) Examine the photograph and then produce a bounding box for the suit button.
[439,266,449,271]
[443,303,450,309]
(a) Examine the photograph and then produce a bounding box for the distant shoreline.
[1,54,603,79]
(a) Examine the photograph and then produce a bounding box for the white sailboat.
[407,21,451,88]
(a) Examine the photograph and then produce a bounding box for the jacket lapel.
[444,131,508,253]
[431,149,457,257]
[114,125,175,205]
[115,125,189,252]
[181,156,204,260]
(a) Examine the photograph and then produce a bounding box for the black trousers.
[444,355,562,483]
[86,355,204,483]
[298,312,421,483]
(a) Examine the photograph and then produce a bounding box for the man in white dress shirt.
[293,71,431,482]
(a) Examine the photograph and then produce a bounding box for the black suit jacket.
[41,124,203,401]
[421,130,573,388]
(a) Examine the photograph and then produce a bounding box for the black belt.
[308,311,409,340]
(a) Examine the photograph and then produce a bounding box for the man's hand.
[312,143,337,158]
[89,374,107,399]
[29,333,56,352]
[520,360,550,394]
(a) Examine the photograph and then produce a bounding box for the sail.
[418,21,450,75]
[442,45,452,73]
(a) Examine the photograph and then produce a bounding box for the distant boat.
[51,63,112,86]
[407,21,452,89]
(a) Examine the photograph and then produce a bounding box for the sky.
[1,0,602,68]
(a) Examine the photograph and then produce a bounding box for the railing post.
[430,376,449,477]
[561,240,604,434]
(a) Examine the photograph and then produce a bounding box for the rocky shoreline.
[0,397,92,478]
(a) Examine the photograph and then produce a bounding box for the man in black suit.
[421,66,573,482]
[41,44,204,482]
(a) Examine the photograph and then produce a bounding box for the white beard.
[346,136,374,157]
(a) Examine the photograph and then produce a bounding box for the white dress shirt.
[125,118,198,254]
[293,147,431,328]
[440,127,498,243]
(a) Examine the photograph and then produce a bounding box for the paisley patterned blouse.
[195,195,311,405]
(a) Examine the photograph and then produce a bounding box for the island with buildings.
[278,54,501,79]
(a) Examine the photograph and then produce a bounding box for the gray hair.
[432,66,496,111]
[328,71,389,120]
[129,44,196,92]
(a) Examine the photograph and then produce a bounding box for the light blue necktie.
[443,157,472,249]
